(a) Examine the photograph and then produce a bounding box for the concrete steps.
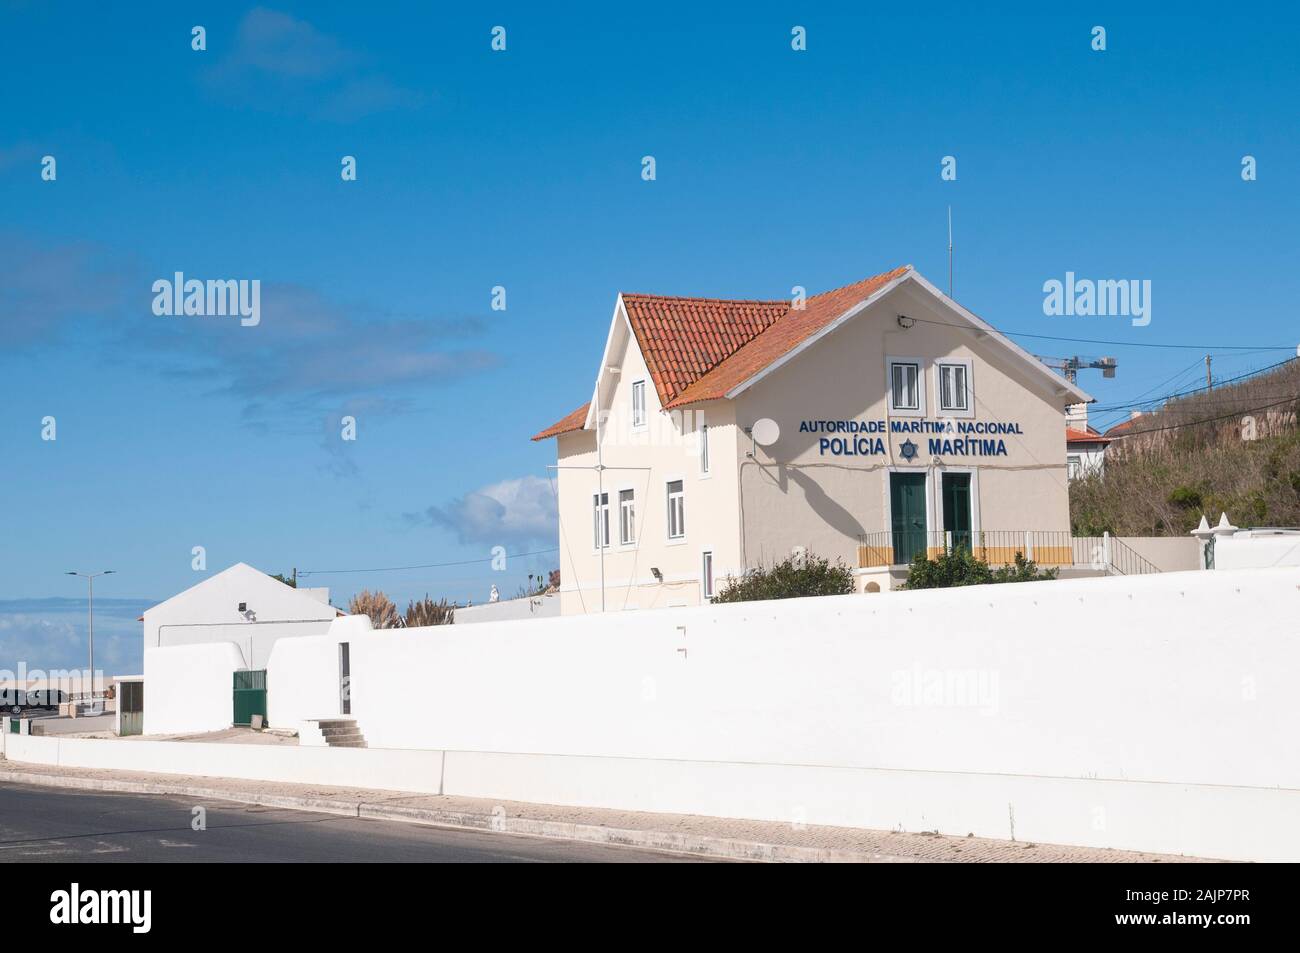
[315,718,367,748]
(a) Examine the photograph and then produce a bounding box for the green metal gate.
[233,669,268,727]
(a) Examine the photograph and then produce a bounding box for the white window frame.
[701,550,715,600]
[1067,454,1082,481]
[666,478,686,542]
[592,491,610,550]
[935,358,974,418]
[698,421,711,476]
[618,487,636,546]
[887,357,925,416]
[631,380,647,430]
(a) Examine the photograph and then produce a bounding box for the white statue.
[489,584,500,603]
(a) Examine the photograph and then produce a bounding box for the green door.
[232,669,267,727]
[890,472,928,564]
[942,473,973,552]
[119,681,144,736]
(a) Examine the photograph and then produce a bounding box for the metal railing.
[857,530,1160,575]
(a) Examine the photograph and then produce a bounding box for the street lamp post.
[66,570,114,706]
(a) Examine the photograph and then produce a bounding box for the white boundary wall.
[3,732,1297,862]
[32,567,1300,860]
[143,642,246,735]
[1,734,442,793]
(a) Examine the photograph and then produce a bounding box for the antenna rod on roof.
[947,206,953,298]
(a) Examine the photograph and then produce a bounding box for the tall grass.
[1071,360,1300,535]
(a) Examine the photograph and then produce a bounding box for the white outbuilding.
[142,563,342,670]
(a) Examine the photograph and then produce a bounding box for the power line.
[1106,394,1299,440]
[907,313,1297,352]
[297,548,559,577]
[1090,357,1298,414]
[1090,355,1206,420]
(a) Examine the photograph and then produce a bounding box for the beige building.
[533,265,1092,612]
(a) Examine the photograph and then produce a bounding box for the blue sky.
[3,2,1298,673]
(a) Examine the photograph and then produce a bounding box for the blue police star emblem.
[900,439,918,461]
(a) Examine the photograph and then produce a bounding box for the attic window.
[631,380,646,428]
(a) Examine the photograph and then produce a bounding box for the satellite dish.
[751,418,780,447]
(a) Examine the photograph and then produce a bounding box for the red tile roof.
[665,267,909,408]
[1103,416,1143,438]
[532,402,590,441]
[622,294,789,406]
[1066,426,1110,444]
[532,266,910,438]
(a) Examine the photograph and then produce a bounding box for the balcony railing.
[857,530,1160,575]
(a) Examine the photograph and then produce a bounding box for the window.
[592,492,610,548]
[890,361,920,411]
[631,380,646,428]
[619,489,635,545]
[701,551,714,600]
[938,363,969,412]
[1067,455,1082,481]
[699,423,710,475]
[666,480,685,539]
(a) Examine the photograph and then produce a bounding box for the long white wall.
[47,567,1300,860]
[341,569,1298,786]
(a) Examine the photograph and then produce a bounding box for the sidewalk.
[0,761,1217,863]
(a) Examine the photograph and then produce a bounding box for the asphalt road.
[0,782,710,863]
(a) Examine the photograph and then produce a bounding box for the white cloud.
[201,7,425,121]
[412,476,558,546]
[0,599,147,677]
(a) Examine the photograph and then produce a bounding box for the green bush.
[903,548,1058,590]
[712,552,855,603]
[1167,485,1204,510]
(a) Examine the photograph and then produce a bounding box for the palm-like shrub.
[404,595,455,627]
[348,589,399,629]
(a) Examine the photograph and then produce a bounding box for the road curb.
[0,767,922,863]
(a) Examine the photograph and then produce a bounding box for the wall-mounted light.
[651,567,663,581]
[897,314,915,329]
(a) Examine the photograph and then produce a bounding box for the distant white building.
[457,592,560,625]
[1194,514,1300,570]
[1065,403,1110,479]
[142,563,342,670]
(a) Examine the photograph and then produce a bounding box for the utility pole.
[1205,354,1213,389]
[66,570,114,706]
[292,567,297,587]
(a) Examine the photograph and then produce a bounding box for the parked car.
[0,689,65,714]
[24,689,65,709]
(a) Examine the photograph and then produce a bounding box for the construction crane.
[1037,355,1118,384]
